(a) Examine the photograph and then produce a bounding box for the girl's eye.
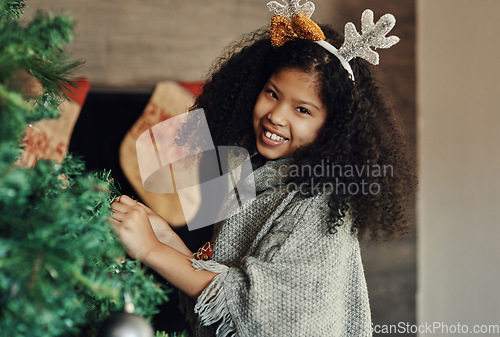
[296,107,311,115]
[266,89,278,99]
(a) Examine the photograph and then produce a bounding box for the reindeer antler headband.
[267,0,400,81]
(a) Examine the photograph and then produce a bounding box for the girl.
[109,5,416,336]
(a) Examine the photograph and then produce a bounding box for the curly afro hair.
[192,26,417,240]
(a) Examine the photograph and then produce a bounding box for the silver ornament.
[339,9,400,65]
[266,0,316,20]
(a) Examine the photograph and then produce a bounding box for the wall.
[417,0,500,335]
[24,0,337,91]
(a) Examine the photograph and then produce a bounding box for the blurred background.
[23,0,500,336]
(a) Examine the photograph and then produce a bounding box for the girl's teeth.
[265,131,286,142]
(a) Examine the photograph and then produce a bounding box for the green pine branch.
[0,6,171,337]
[0,0,26,20]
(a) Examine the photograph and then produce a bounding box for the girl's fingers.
[110,210,127,222]
[118,195,138,206]
[107,217,121,234]
[111,202,130,213]
[108,217,119,227]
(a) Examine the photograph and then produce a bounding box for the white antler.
[266,0,315,20]
[339,9,400,65]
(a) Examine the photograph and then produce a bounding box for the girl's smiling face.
[253,68,328,160]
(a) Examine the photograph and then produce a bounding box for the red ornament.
[193,241,214,261]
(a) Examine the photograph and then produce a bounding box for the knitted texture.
[185,157,372,337]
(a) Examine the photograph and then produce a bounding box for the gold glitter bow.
[270,13,325,47]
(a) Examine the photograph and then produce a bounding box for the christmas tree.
[0,1,174,335]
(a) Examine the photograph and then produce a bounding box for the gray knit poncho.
[183,157,372,337]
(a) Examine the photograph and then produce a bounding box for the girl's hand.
[110,195,192,257]
[109,196,217,298]
[135,198,192,256]
[109,195,162,261]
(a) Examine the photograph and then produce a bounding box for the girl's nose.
[267,105,287,126]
